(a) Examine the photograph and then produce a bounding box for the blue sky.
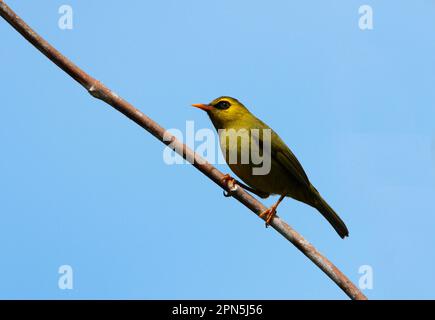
[0,0,434,299]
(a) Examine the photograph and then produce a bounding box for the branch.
[0,1,367,300]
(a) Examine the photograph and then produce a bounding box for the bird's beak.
[192,103,213,111]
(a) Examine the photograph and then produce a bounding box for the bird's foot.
[221,174,238,197]
[258,194,286,228]
[259,206,277,228]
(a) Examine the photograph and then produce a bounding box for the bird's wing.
[274,144,310,187]
[253,127,310,187]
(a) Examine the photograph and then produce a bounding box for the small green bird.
[192,96,349,238]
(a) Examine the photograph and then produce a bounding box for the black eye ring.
[216,101,230,110]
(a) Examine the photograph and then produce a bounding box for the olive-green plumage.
[193,96,349,238]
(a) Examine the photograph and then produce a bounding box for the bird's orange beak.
[192,103,213,111]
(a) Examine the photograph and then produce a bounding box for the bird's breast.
[217,128,293,195]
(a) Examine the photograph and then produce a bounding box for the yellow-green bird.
[192,96,349,238]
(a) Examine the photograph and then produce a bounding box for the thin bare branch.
[0,0,367,300]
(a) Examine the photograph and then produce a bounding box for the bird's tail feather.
[310,187,349,238]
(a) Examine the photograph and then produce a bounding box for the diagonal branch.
[0,0,367,300]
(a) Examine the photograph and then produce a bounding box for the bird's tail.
[310,186,349,239]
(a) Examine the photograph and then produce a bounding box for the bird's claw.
[259,207,277,228]
[222,174,238,197]
[223,190,232,197]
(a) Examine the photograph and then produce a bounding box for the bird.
[192,96,349,238]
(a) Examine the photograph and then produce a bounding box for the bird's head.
[192,96,250,128]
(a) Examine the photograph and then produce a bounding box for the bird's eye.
[215,101,230,110]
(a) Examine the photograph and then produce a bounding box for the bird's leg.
[221,174,269,199]
[221,174,238,197]
[259,194,286,227]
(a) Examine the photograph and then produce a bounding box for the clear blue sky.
[1,0,434,299]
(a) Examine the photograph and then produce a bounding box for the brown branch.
[0,0,367,300]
